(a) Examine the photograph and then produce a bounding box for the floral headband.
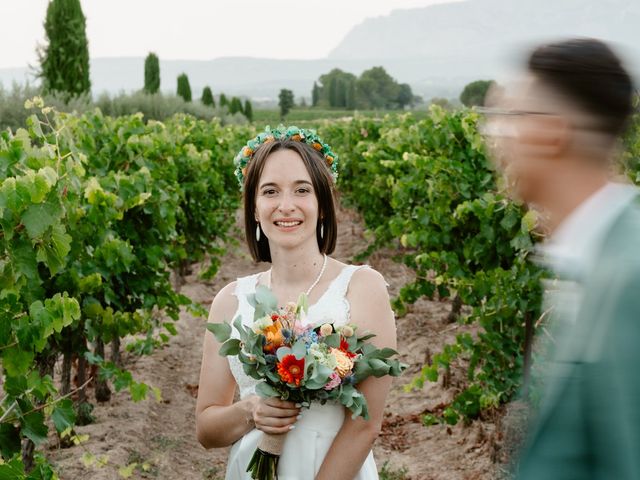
[234,125,339,189]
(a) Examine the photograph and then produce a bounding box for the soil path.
[48,207,499,480]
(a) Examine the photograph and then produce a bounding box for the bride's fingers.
[263,397,299,410]
[255,404,300,420]
[255,415,299,433]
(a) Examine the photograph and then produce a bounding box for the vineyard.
[1,99,638,479]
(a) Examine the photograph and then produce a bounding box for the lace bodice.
[228,264,369,399]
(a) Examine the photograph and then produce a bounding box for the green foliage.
[319,106,546,422]
[243,99,253,122]
[278,89,295,120]
[176,73,192,102]
[0,98,245,476]
[39,0,91,98]
[143,53,160,94]
[314,66,413,110]
[219,93,228,108]
[0,85,248,132]
[201,86,215,107]
[460,80,494,107]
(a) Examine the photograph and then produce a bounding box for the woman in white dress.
[195,128,397,480]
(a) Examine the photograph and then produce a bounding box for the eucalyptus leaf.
[206,322,231,342]
[219,339,241,356]
[276,346,292,361]
[255,381,279,398]
[292,340,307,360]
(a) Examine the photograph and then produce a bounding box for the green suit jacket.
[518,199,640,480]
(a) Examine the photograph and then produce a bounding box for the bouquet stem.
[246,432,286,480]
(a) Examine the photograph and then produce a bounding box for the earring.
[320,222,324,240]
[256,224,261,241]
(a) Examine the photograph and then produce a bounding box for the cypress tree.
[39,0,91,98]
[312,82,321,107]
[219,93,229,108]
[177,73,192,102]
[244,99,253,122]
[144,52,160,94]
[201,86,215,107]
[229,97,243,115]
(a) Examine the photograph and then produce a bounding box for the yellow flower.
[243,146,253,156]
[331,348,354,378]
[325,155,334,165]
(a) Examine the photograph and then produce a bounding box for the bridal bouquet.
[208,285,406,480]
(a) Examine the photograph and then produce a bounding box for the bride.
[195,127,397,479]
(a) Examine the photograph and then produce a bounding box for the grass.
[379,461,411,480]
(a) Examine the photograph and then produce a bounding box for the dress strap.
[330,264,371,299]
[232,273,261,326]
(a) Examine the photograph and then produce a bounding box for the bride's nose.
[277,191,296,212]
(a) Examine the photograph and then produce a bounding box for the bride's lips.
[273,218,303,231]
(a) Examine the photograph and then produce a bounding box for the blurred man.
[484,38,638,479]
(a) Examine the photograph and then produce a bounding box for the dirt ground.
[47,207,505,480]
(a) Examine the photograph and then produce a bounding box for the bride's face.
[255,149,320,251]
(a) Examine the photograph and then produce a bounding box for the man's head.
[486,38,635,206]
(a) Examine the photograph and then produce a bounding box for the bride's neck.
[268,246,325,289]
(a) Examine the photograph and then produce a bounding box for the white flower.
[252,315,273,334]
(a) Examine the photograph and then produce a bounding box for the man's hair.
[528,38,635,136]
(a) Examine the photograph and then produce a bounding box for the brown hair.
[243,140,337,263]
[528,38,635,136]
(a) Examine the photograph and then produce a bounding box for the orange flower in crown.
[234,125,339,189]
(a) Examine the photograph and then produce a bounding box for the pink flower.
[324,372,342,391]
[293,322,311,336]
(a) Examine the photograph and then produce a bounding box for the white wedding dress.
[225,264,379,480]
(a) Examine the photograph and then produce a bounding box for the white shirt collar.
[538,182,637,279]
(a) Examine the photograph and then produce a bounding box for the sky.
[2,0,455,69]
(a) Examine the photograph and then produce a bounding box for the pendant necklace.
[267,254,328,302]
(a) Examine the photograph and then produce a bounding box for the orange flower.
[263,320,284,353]
[325,155,334,165]
[331,348,354,378]
[277,354,305,386]
[264,136,275,143]
[312,142,322,151]
[243,146,253,156]
[241,167,247,177]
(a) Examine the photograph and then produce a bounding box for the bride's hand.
[251,396,301,434]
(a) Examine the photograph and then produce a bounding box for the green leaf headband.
[234,125,339,189]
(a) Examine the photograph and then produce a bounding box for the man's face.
[484,75,570,204]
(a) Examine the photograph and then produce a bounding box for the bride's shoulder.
[351,265,387,289]
[207,282,238,322]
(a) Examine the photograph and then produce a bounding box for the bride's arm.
[196,283,301,449]
[315,268,397,480]
[195,282,257,448]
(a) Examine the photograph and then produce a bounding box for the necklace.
[267,253,328,298]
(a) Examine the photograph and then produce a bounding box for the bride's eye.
[262,189,277,196]
[296,187,311,195]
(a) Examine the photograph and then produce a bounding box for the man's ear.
[518,114,570,158]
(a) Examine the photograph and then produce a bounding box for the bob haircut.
[243,140,338,263]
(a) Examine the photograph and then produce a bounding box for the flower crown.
[234,125,339,189]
